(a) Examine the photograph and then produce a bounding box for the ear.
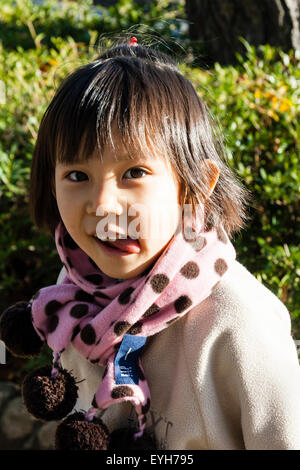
[200,160,220,199]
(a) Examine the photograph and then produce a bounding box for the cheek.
[152,182,181,228]
[136,195,181,242]
[55,190,70,216]
[55,186,81,229]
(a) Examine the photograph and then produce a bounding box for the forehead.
[76,124,161,164]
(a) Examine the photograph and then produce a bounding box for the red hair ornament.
[128,36,138,47]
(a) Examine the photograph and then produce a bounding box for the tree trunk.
[185,0,300,64]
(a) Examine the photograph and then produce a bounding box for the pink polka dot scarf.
[29,206,236,439]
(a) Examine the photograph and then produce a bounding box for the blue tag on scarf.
[114,334,147,385]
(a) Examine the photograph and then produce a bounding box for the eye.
[64,167,149,182]
[123,167,148,179]
[65,171,88,182]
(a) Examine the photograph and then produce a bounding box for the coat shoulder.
[183,260,292,336]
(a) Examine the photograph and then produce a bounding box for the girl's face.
[54,131,182,279]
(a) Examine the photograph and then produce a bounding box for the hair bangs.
[52,59,170,167]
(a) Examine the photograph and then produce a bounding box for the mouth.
[96,237,119,249]
[92,235,141,255]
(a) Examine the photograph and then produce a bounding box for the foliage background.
[0,0,299,381]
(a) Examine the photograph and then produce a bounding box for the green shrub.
[0,0,188,52]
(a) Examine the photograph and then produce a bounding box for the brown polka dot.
[183,226,197,242]
[71,325,80,341]
[75,290,94,303]
[166,316,180,325]
[64,232,79,250]
[180,261,200,279]
[48,315,59,333]
[216,226,228,243]
[142,303,160,319]
[192,236,207,252]
[114,321,131,336]
[127,322,143,335]
[214,258,228,276]
[150,274,169,293]
[111,386,134,399]
[80,324,96,345]
[118,287,135,305]
[174,295,193,313]
[85,274,103,285]
[141,398,151,414]
[94,290,110,300]
[45,300,62,316]
[70,304,89,318]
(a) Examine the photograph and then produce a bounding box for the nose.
[95,199,123,217]
[86,181,123,217]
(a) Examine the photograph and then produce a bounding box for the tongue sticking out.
[105,237,141,254]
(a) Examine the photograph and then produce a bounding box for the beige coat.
[57,260,300,450]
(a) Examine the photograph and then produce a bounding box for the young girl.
[2,37,300,451]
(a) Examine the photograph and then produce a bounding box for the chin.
[98,266,137,280]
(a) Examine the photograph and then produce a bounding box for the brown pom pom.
[109,427,157,450]
[22,365,78,421]
[0,301,44,358]
[55,411,110,450]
